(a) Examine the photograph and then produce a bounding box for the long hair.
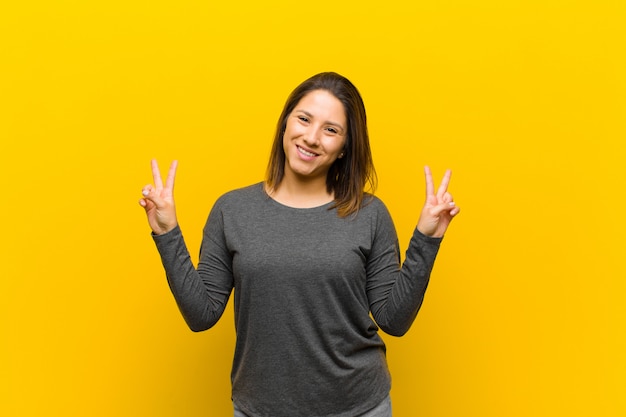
[265,72,377,217]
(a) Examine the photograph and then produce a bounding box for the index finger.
[151,159,163,189]
[437,169,452,198]
[424,165,435,197]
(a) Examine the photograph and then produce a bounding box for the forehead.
[294,90,346,123]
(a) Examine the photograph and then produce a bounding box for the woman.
[139,72,459,417]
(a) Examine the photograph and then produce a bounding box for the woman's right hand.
[139,159,179,235]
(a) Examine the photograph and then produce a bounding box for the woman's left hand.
[416,166,460,238]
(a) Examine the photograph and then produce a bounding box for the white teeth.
[297,146,317,157]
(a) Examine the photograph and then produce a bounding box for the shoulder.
[359,193,392,218]
[337,193,395,228]
[356,193,397,237]
[207,183,265,218]
[214,182,265,208]
[205,183,265,228]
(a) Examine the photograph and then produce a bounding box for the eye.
[298,115,309,123]
[325,127,338,134]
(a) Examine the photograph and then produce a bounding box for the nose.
[302,125,321,146]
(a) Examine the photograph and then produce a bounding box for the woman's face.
[282,89,347,182]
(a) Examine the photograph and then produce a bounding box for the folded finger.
[431,201,458,217]
[142,184,153,197]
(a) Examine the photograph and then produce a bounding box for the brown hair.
[265,72,377,217]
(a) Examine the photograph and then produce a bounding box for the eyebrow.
[296,109,346,132]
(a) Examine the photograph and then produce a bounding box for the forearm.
[372,228,442,336]
[153,225,231,332]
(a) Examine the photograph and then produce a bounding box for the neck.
[267,172,333,208]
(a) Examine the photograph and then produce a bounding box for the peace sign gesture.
[416,166,460,238]
[139,159,179,235]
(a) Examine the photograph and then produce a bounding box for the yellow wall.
[1,1,624,416]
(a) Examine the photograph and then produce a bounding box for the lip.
[296,145,319,160]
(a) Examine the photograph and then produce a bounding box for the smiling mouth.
[297,145,318,157]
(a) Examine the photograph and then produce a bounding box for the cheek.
[282,123,292,141]
[286,120,306,137]
[283,123,295,140]
[327,137,347,155]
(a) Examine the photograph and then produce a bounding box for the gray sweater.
[153,183,441,417]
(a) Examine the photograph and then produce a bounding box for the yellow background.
[1,1,624,416]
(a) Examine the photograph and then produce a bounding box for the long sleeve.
[149,183,444,417]
[152,210,234,332]
[366,206,442,336]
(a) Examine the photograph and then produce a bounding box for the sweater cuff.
[412,227,443,247]
[152,225,183,249]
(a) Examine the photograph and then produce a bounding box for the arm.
[140,160,233,332]
[367,211,442,336]
[368,167,459,336]
[153,223,233,332]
